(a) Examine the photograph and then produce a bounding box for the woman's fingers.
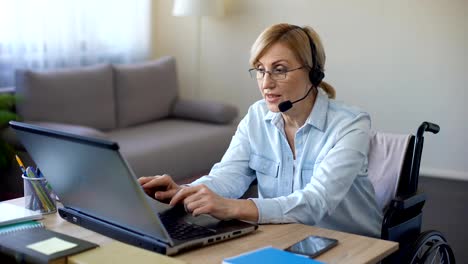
[138,175,163,187]
[177,186,226,218]
[138,176,158,196]
[183,192,206,213]
[169,184,232,219]
[186,199,216,217]
[192,204,214,217]
[141,175,173,189]
[138,175,182,202]
[137,176,154,185]
[169,185,202,206]
[155,188,180,200]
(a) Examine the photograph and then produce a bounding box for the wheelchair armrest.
[390,192,426,210]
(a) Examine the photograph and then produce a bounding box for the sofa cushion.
[107,119,237,181]
[15,64,116,130]
[113,56,178,128]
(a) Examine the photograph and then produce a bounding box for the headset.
[277,25,325,112]
[291,25,325,87]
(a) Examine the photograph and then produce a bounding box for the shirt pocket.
[249,154,279,177]
[249,154,279,197]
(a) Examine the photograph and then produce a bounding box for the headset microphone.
[278,86,314,112]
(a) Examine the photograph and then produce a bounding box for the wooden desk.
[6,198,398,264]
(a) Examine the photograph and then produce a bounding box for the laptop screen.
[10,121,171,243]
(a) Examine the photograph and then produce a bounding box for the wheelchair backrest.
[368,131,413,211]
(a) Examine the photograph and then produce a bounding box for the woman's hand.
[138,174,182,202]
[170,184,259,222]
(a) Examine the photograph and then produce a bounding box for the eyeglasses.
[248,66,305,80]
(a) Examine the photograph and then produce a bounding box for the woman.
[138,23,382,237]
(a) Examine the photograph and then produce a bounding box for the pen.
[31,167,56,210]
[25,179,35,209]
[26,167,53,212]
[15,155,56,212]
[36,167,56,200]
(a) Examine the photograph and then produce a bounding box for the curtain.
[0,0,151,87]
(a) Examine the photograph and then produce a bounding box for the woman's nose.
[261,73,275,89]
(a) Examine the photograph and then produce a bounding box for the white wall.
[152,0,468,180]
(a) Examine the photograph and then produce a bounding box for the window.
[0,0,151,87]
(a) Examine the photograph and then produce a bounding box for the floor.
[419,176,468,264]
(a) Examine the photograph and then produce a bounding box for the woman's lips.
[265,93,281,103]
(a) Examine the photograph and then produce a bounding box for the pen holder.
[22,175,57,214]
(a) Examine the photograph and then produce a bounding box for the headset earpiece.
[309,70,324,87]
[292,25,325,87]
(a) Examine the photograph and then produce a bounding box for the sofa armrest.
[1,87,18,148]
[0,87,15,94]
[171,99,238,124]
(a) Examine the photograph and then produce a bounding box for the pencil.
[36,167,54,197]
[16,155,32,207]
[15,155,26,174]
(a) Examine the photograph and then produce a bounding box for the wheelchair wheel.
[406,230,455,264]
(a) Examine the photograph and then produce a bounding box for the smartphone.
[285,235,338,258]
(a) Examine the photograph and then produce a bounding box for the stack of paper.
[0,202,43,226]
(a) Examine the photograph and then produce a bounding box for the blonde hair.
[249,23,336,99]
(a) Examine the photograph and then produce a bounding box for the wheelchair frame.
[381,122,455,264]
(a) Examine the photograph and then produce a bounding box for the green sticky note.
[27,237,77,255]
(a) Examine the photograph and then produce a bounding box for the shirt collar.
[264,110,276,121]
[264,109,283,128]
[263,90,329,131]
[305,90,328,131]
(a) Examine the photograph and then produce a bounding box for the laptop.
[10,121,258,255]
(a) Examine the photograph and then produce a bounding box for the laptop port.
[208,238,214,243]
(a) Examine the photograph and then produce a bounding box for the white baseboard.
[420,168,468,181]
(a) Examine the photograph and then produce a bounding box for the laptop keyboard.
[159,209,216,241]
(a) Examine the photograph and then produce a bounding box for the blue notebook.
[0,220,44,235]
[223,246,324,264]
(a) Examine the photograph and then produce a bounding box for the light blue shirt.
[191,91,382,237]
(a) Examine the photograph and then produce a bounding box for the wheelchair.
[370,122,456,264]
[243,121,456,263]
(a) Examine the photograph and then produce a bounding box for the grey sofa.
[4,56,238,185]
